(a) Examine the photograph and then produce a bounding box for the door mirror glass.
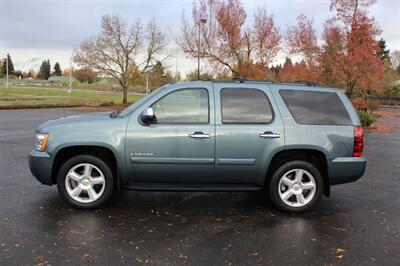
[140,107,156,125]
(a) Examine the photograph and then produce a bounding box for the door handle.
[189,131,210,139]
[259,131,280,139]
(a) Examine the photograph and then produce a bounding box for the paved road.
[0,108,399,265]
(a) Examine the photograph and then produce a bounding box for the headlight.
[34,133,49,151]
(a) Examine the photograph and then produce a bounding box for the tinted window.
[152,88,209,123]
[279,90,352,125]
[221,88,273,124]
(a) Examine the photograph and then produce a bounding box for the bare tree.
[73,15,167,105]
[179,0,281,79]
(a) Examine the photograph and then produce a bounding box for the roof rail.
[232,76,247,83]
[211,78,320,87]
[293,80,317,87]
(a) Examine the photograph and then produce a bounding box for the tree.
[73,68,99,84]
[1,54,15,75]
[377,38,390,62]
[73,15,167,105]
[329,0,384,96]
[53,62,62,76]
[330,0,376,27]
[27,69,36,79]
[37,59,51,80]
[277,57,295,81]
[147,61,174,88]
[62,67,74,77]
[390,50,400,73]
[320,19,346,87]
[14,70,23,78]
[186,69,214,81]
[286,14,320,80]
[286,15,320,67]
[179,0,281,79]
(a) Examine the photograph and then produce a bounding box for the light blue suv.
[29,80,366,212]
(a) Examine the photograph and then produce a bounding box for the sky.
[0,0,399,76]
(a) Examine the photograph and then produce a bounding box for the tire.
[268,160,323,213]
[57,155,115,209]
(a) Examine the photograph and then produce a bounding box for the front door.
[125,85,215,183]
[213,84,284,184]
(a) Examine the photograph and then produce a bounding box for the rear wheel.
[268,160,323,213]
[57,155,115,209]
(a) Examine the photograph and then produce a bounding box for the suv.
[29,80,366,212]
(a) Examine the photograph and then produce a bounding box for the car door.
[125,84,215,183]
[213,83,284,184]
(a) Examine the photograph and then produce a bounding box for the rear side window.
[221,88,273,124]
[279,90,352,125]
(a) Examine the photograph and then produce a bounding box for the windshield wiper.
[109,109,122,118]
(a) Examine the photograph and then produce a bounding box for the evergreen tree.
[53,62,62,76]
[37,59,51,80]
[378,38,390,62]
[1,54,15,75]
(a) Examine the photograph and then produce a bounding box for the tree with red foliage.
[330,0,376,27]
[285,14,321,81]
[278,57,295,81]
[320,19,346,87]
[286,15,320,67]
[329,0,384,96]
[179,0,281,79]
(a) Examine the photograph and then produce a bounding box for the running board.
[122,183,263,192]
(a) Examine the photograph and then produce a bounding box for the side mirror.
[140,107,156,125]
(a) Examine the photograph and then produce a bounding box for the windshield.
[119,86,166,117]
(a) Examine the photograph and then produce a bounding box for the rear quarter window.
[279,89,352,125]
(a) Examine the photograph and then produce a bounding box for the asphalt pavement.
[0,108,399,265]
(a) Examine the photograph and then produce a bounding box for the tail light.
[353,126,364,157]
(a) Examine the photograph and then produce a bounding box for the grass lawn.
[0,87,143,108]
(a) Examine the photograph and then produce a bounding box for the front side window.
[221,88,273,124]
[152,88,209,123]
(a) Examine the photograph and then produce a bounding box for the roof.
[212,78,321,87]
[171,78,339,92]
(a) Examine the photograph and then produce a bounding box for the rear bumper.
[328,157,367,185]
[29,150,53,186]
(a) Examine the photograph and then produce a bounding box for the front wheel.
[57,155,115,209]
[268,160,323,213]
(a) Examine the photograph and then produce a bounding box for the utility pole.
[68,56,72,93]
[197,18,207,81]
[6,54,8,89]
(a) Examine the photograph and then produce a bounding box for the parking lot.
[0,107,399,265]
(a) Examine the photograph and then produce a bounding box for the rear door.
[213,83,284,184]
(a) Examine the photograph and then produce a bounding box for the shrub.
[73,68,99,84]
[352,98,368,111]
[384,85,400,96]
[368,99,380,113]
[358,111,376,127]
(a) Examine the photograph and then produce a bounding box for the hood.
[37,111,112,133]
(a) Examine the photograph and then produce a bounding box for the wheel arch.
[265,148,330,196]
[51,145,119,188]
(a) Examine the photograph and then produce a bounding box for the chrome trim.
[189,132,210,139]
[259,132,280,138]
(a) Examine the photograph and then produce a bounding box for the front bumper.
[328,157,367,185]
[29,150,53,185]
